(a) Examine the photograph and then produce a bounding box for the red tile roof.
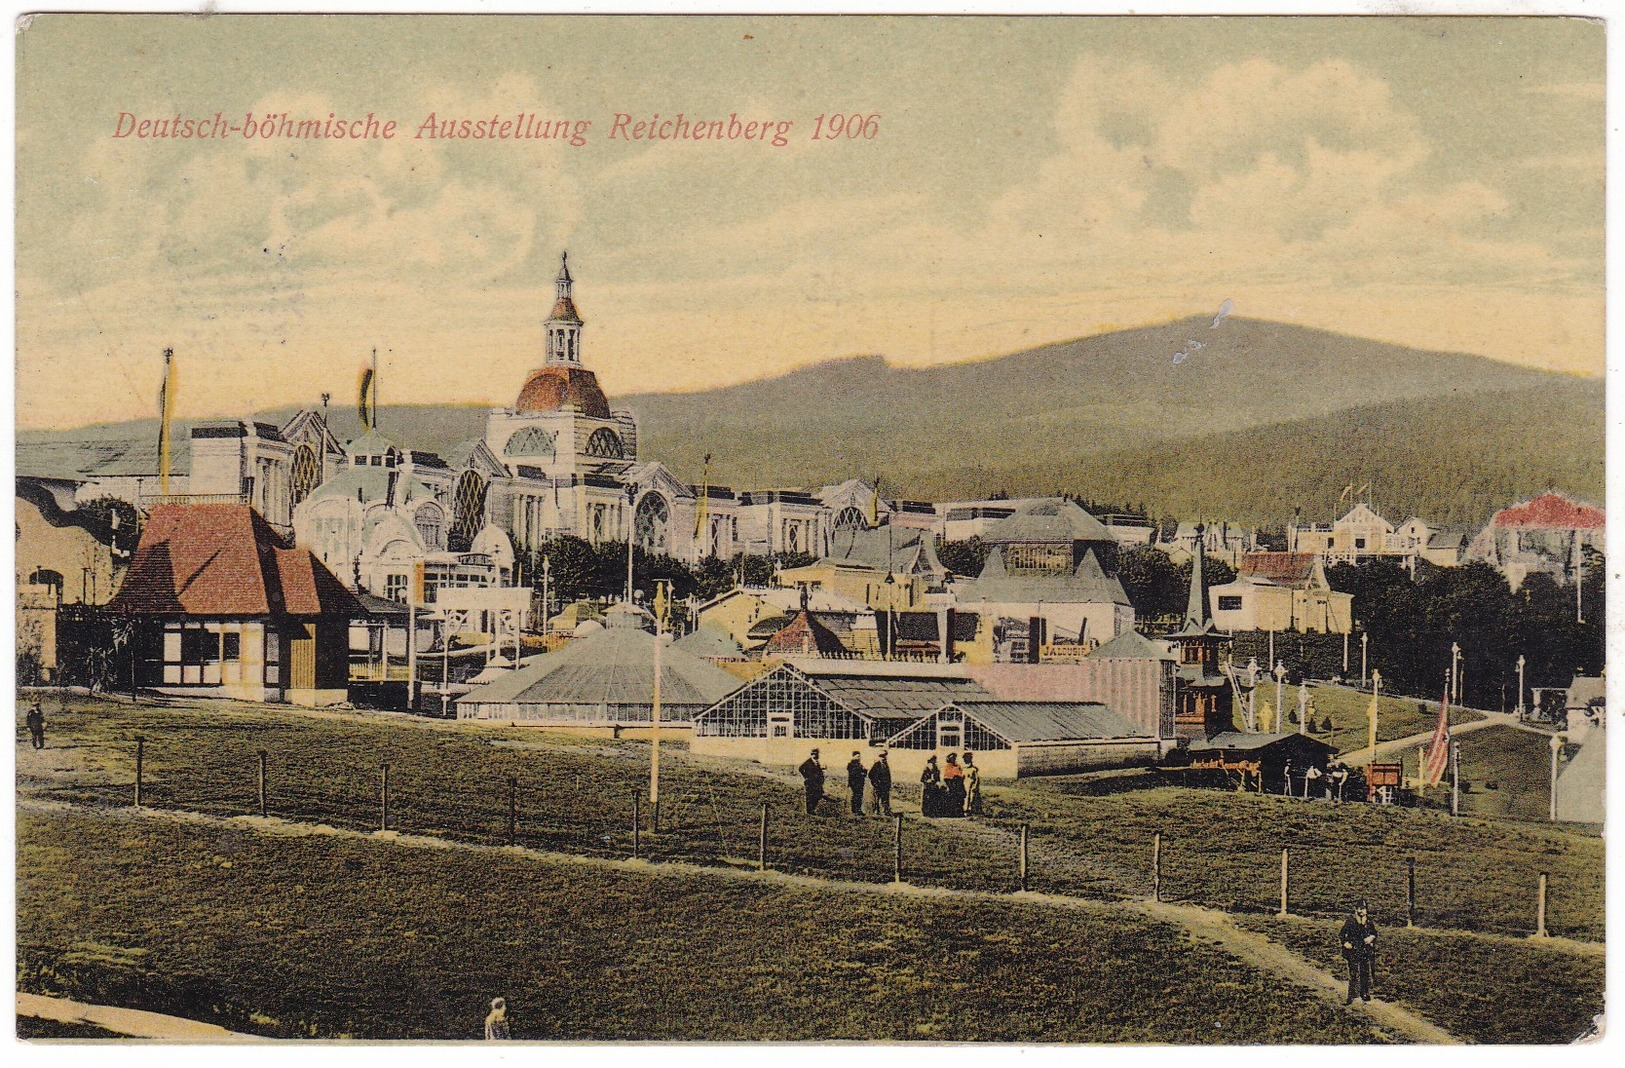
[109,504,363,618]
[1488,493,1605,530]
[763,610,849,657]
[1239,552,1318,586]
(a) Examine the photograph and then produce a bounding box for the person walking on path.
[799,749,826,815]
[868,750,893,815]
[846,751,868,815]
[919,755,943,817]
[1339,902,1379,1004]
[484,997,511,1040]
[25,703,46,750]
[963,752,983,816]
[942,753,967,817]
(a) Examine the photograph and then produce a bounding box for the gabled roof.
[763,610,849,656]
[459,625,741,708]
[1487,493,1605,531]
[1189,732,1336,755]
[980,498,1114,545]
[778,660,994,717]
[1236,551,1321,587]
[696,585,871,617]
[953,700,1145,743]
[1090,629,1176,661]
[956,545,1131,607]
[109,503,362,619]
[672,625,748,661]
[825,523,944,577]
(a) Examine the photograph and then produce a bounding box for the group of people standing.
[798,748,896,816]
[918,752,982,817]
[798,749,983,818]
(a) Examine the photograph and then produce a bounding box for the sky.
[13,14,1605,430]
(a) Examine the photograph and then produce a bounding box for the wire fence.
[54,729,1597,943]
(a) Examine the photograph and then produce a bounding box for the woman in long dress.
[919,755,943,817]
[942,753,966,817]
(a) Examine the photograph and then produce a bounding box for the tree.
[936,537,990,580]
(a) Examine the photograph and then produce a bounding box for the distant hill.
[19,317,1601,528]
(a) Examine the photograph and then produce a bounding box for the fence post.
[380,763,390,832]
[632,793,641,860]
[1152,831,1162,903]
[1018,823,1030,892]
[758,802,769,872]
[257,750,268,818]
[652,799,661,835]
[1536,872,1549,938]
[1406,856,1416,928]
[893,814,904,884]
[507,777,518,846]
[133,736,145,808]
[1278,848,1289,917]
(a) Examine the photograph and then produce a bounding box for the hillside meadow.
[21,693,1604,941]
[17,808,1383,1043]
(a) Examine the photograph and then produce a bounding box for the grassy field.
[983,782,1603,940]
[1301,684,1478,756]
[20,693,1605,941]
[16,808,1384,1043]
[1234,916,1604,1045]
[1407,725,1556,823]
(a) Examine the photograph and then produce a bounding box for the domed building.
[484,253,728,563]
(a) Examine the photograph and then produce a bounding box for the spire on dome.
[544,250,584,364]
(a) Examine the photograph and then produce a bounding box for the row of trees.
[1324,555,1604,710]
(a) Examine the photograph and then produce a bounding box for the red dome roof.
[516,366,611,418]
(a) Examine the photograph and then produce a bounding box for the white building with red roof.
[108,503,363,705]
[1207,550,1354,634]
[1467,492,1604,590]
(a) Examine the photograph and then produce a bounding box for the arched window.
[504,427,557,458]
[585,427,625,459]
[449,471,487,553]
[834,506,867,531]
[291,443,320,507]
[634,493,670,554]
[414,502,445,551]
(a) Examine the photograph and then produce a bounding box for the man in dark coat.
[799,749,825,815]
[26,703,46,750]
[868,750,893,815]
[845,751,867,815]
[1339,902,1378,1003]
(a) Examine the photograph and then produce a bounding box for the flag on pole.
[358,363,376,431]
[1356,482,1371,499]
[1366,692,1380,755]
[156,348,177,495]
[694,453,712,540]
[1422,683,1451,787]
[1337,483,1354,506]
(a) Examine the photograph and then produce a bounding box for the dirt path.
[1342,709,1512,766]
[1131,901,1458,1044]
[16,991,260,1042]
[21,795,1466,1043]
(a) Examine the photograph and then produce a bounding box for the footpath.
[19,793,1460,1045]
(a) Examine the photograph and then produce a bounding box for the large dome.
[515,365,611,418]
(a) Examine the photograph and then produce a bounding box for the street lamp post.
[1274,661,1286,734]
[884,572,897,659]
[1516,654,1527,719]
[1360,632,1368,687]
[1245,657,1260,732]
[1451,642,1462,706]
[1549,732,1564,821]
[541,555,552,635]
[625,485,638,604]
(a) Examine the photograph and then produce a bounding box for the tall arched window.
[449,471,487,552]
[290,443,320,507]
[414,502,445,551]
[634,493,670,554]
[585,427,625,459]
